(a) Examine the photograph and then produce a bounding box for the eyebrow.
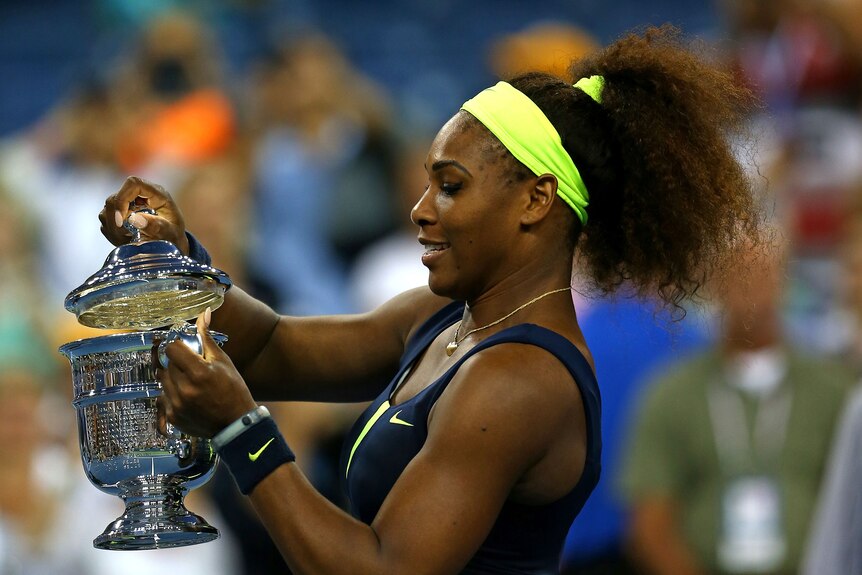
[430,159,472,177]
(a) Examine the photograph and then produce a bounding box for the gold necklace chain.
[446,287,571,356]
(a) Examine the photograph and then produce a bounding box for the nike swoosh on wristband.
[389,410,414,427]
[248,438,275,462]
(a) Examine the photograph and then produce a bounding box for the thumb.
[196,307,219,359]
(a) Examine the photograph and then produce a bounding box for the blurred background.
[1,0,861,574]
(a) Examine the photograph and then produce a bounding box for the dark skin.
[98,114,591,575]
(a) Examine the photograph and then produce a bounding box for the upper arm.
[367,345,586,574]
[235,286,452,402]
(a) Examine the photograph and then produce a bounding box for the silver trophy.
[59,213,232,550]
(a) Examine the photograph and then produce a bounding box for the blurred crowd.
[1,1,862,574]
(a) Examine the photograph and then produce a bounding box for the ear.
[520,173,557,226]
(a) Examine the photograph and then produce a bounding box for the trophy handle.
[156,324,204,369]
[165,424,192,460]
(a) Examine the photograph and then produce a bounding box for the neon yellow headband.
[460,77,603,226]
[574,75,604,104]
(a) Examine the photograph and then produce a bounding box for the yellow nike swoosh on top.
[248,438,275,462]
[343,404,416,479]
[346,401,391,478]
[389,410,414,427]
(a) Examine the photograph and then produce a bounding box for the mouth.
[419,239,450,263]
[422,242,450,255]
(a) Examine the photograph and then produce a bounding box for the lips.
[422,243,449,255]
[419,239,450,264]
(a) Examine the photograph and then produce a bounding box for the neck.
[447,284,572,357]
[458,284,572,336]
[721,330,781,356]
[462,253,573,317]
[463,279,571,323]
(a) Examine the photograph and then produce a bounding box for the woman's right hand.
[98,176,190,255]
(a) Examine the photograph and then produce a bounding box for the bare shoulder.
[426,342,586,481]
[437,343,584,426]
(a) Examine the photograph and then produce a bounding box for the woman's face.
[411,114,528,299]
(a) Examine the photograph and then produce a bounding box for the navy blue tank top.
[341,301,602,574]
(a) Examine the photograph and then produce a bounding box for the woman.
[99,26,762,574]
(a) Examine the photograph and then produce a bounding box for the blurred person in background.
[619,234,854,575]
[833,184,862,371]
[111,9,237,184]
[488,21,600,81]
[0,78,127,311]
[243,31,399,316]
[719,0,862,355]
[99,26,767,573]
[801,186,862,575]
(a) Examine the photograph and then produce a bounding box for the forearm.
[213,288,391,403]
[248,464,390,575]
[215,287,449,403]
[212,285,280,372]
[628,500,705,575]
[242,316,396,403]
[213,412,391,574]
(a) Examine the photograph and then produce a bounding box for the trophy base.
[94,476,219,550]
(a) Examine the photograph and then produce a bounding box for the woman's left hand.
[157,310,258,438]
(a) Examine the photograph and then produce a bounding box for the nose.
[410,187,436,227]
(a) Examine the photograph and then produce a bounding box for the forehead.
[427,112,499,167]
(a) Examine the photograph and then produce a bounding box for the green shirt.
[619,350,854,574]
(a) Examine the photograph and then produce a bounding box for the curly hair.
[503,25,765,308]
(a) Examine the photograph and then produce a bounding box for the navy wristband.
[185,231,212,266]
[218,418,295,495]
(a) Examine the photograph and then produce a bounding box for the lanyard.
[707,380,793,475]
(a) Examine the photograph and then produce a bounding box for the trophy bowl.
[59,325,227,550]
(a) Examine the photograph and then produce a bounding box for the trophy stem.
[94,475,219,550]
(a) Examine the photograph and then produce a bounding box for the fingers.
[155,317,254,437]
[103,177,170,228]
[158,351,197,432]
[163,311,218,371]
[157,362,180,435]
[100,177,163,245]
[163,337,203,372]
[100,175,189,250]
[196,308,219,358]
[104,177,146,225]
[124,211,176,243]
[114,176,171,211]
[156,395,169,436]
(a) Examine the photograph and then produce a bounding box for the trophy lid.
[65,213,231,330]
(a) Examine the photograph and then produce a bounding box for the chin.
[427,276,462,301]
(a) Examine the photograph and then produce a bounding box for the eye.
[441,182,462,196]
